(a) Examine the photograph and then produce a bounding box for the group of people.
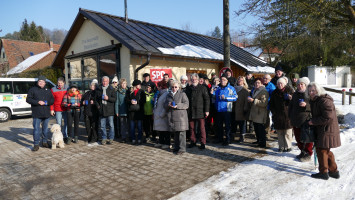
[26,65,341,179]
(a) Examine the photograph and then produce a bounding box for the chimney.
[49,41,53,50]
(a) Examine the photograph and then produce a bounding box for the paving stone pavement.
[0,116,275,200]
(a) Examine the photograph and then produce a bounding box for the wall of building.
[129,56,219,85]
[308,66,352,87]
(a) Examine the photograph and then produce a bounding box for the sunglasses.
[172,86,179,88]
[112,82,118,83]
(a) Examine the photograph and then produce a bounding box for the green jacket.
[144,91,155,115]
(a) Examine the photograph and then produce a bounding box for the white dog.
[50,124,65,149]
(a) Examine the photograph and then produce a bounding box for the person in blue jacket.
[214,74,237,146]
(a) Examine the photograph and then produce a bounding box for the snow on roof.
[243,46,263,57]
[7,50,53,75]
[158,44,274,73]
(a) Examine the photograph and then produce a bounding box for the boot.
[66,137,71,145]
[187,142,196,148]
[73,136,78,143]
[199,143,205,150]
[107,139,113,145]
[237,134,244,143]
[32,145,39,151]
[329,171,340,179]
[311,172,329,180]
[101,139,107,145]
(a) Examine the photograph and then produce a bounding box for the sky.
[0,0,258,38]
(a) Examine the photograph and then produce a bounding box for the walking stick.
[313,145,317,170]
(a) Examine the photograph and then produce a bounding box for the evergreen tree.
[211,26,222,39]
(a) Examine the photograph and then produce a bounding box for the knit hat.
[69,84,78,90]
[91,79,98,85]
[277,77,287,85]
[180,75,188,81]
[275,64,283,72]
[38,75,46,81]
[290,73,299,79]
[132,79,141,86]
[112,76,118,83]
[143,73,150,78]
[220,73,229,80]
[297,77,310,86]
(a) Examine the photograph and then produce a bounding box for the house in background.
[308,65,352,88]
[243,46,282,64]
[52,8,275,90]
[0,39,60,76]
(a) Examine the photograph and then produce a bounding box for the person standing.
[269,77,294,152]
[153,81,170,149]
[143,83,156,142]
[263,74,276,135]
[248,78,269,148]
[165,80,189,154]
[111,76,120,139]
[186,73,210,149]
[50,77,69,143]
[288,77,313,161]
[81,80,99,143]
[115,78,129,143]
[245,72,255,91]
[234,76,250,143]
[271,64,291,88]
[26,76,54,151]
[180,75,188,93]
[141,73,157,92]
[214,74,237,146]
[308,82,341,180]
[289,73,299,91]
[62,85,82,144]
[96,76,117,145]
[126,80,146,145]
[225,68,237,86]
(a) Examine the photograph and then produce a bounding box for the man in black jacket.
[141,73,156,92]
[185,73,210,149]
[26,76,54,151]
[96,76,117,145]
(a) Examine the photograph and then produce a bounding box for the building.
[52,8,274,90]
[0,39,60,75]
[308,65,352,88]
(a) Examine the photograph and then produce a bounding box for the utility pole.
[125,0,128,23]
[223,0,231,68]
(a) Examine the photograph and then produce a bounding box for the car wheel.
[0,108,11,122]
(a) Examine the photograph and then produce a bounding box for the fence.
[324,87,354,105]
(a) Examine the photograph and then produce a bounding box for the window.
[83,56,97,79]
[99,52,116,80]
[70,59,82,79]
[0,81,13,93]
[13,81,35,94]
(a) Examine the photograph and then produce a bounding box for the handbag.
[300,120,315,143]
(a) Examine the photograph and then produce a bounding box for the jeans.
[217,112,231,143]
[130,120,143,141]
[55,111,68,138]
[33,118,50,145]
[100,116,114,140]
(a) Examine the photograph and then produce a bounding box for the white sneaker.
[154,143,162,148]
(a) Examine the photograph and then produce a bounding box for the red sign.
[219,67,233,77]
[150,68,172,84]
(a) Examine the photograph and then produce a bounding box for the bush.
[16,66,63,83]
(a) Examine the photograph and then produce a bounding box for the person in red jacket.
[50,77,69,143]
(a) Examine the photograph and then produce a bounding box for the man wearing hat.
[96,76,117,145]
[290,73,300,90]
[141,73,156,92]
[245,72,255,91]
[271,64,291,88]
[224,68,237,86]
[26,76,54,151]
[180,75,188,93]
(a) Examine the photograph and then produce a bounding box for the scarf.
[102,85,108,105]
[234,86,243,93]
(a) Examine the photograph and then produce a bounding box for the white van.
[0,78,56,122]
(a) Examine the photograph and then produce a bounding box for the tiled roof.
[53,8,273,73]
[1,39,60,69]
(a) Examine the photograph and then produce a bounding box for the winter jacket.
[264,82,276,102]
[248,86,269,124]
[144,91,155,115]
[81,90,98,117]
[95,85,117,117]
[50,85,68,112]
[214,83,237,112]
[185,84,210,119]
[271,74,293,89]
[62,91,82,112]
[269,86,294,130]
[310,94,341,148]
[125,88,146,120]
[26,85,54,118]
[141,80,157,92]
[164,90,189,132]
[227,76,237,86]
[288,91,311,128]
[115,88,128,116]
[246,76,255,91]
[153,89,169,132]
[234,86,250,121]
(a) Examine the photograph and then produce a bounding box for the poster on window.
[150,68,172,84]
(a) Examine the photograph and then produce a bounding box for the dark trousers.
[159,131,170,145]
[84,115,98,143]
[316,148,338,174]
[253,122,266,146]
[143,115,155,139]
[217,112,231,143]
[189,119,206,144]
[236,120,246,136]
[67,109,80,138]
[294,127,313,156]
[114,115,120,139]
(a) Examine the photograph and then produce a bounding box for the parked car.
[0,78,56,122]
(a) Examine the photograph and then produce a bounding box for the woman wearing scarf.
[234,76,250,143]
[62,85,82,144]
[248,78,269,148]
[115,78,129,143]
